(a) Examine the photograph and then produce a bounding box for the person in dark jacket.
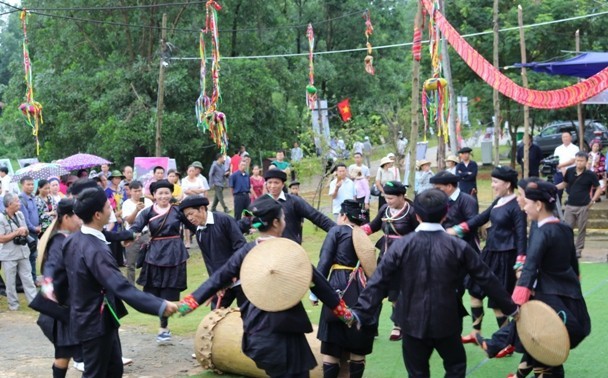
[313,199,376,378]
[64,187,177,378]
[177,195,353,378]
[448,166,526,349]
[455,147,478,199]
[516,138,543,177]
[179,195,247,308]
[37,199,82,378]
[360,181,418,341]
[352,189,518,378]
[263,169,335,244]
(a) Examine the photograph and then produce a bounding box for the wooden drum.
[194,308,323,377]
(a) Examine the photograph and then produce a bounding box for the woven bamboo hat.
[351,226,377,277]
[517,300,570,366]
[240,238,312,312]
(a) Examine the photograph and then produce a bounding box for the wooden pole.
[576,29,585,150]
[518,5,530,178]
[155,13,167,157]
[409,1,423,192]
[492,0,501,166]
[439,0,458,158]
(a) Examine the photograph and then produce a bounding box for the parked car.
[533,120,608,156]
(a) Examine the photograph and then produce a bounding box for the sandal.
[495,344,515,358]
[389,327,402,341]
[461,334,479,344]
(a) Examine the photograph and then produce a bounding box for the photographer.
[0,193,37,310]
[122,180,152,284]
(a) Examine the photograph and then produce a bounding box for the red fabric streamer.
[412,27,422,61]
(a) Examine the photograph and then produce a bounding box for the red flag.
[337,98,352,122]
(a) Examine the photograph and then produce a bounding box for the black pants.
[402,333,466,378]
[233,192,251,220]
[81,329,123,378]
[144,287,179,328]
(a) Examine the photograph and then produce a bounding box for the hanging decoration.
[195,1,228,153]
[19,10,43,155]
[337,99,352,122]
[421,1,449,143]
[306,23,317,110]
[363,10,375,75]
[420,0,608,109]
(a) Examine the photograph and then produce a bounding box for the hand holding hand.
[177,294,200,316]
[446,228,457,236]
[41,277,57,302]
[163,301,178,317]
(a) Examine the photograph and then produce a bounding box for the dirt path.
[0,311,204,377]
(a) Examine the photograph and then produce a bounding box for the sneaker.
[156,330,172,343]
[389,326,402,341]
[122,357,133,366]
[73,361,85,372]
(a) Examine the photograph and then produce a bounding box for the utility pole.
[492,0,501,166]
[155,13,167,157]
[409,1,423,192]
[518,5,530,178]
[576,30,585,150]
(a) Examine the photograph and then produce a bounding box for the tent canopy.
[514,52,608,79]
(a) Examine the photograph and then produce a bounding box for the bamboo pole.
[518,5,530,177]
[492,0,501,166]
[576,30,585,150]
[439,0,458,159]
[155,14,167,157]
[409,1,423,192]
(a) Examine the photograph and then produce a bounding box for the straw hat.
[352,226,377,277]
[380,157,392,167]
[416,159,431,169]
[516,300,570,366]
[240,238,312,312]
[445,155,459,164]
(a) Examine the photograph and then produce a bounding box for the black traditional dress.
[462,195,526,306]
[189,239,342,377]
[131,205,189,298]
[442,189,479,252]
[456,160,478,197]
[362,201,418,260]
[316,225,376,357]
[276,192,336,244]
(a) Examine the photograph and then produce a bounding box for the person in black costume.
[352,189,518,378]
[360,181,418,341]
[263,169,335,244]
[63,187,177,377]
[179,195,247,309]
[448,166,526,351]
[36,199,82,378]
[177,195,354,378]
[129,180,187,343]
[455,147,478,199]
[510,181,591,378]
[312,199,376,378]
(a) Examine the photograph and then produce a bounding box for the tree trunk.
[231,0,243,57]
[409,2,424,192]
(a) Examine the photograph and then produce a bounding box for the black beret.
[458,147,473,154]
[288,181,300,188]
[491,166,518,187]
[429,171,459,185]
[73,187,108,220]
[525,181,557,204]
[70,179,98,196]
[56,198,75,218]
[264,169,287,182]
[248,195,283,230]
[517,176,540,190]
[383,181,407,195]
[150,179,174,194]
[179,195,209,211]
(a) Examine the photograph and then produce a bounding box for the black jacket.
[64,231,165,342]
[190,240,340,335]
[184,211,247,275]
[456,160,478,195]
[466,196,527,255]
[516,143,543,177]
[366,202,418,254]
[518,221,582,299]
[443,191,479,250]
[277,194,335,244]
[354,230,517,339]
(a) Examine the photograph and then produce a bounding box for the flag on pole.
[337,98,352,122]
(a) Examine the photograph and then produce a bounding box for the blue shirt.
[19,192,40,233]
[229,171,251,194]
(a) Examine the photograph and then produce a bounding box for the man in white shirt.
[348,152,371,179]
[121,180,153,284]
[554,132,580,202]
[0,166,14,196]
[328,164,356,220]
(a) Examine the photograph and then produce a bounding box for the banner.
[337,99,352,122]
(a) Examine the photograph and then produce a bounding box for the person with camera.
[122,180,153,285]
[19,176,41,284]
[0,193,37,310]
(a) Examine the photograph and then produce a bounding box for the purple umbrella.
[58,153,112,171]
[11,163,70,183]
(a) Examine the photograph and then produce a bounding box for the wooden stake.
[492,0,501,166]
[409,1,423,192]
[518,5,530,178]
[155,13,167,157]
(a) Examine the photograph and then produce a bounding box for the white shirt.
[181,176,210,198]
[554,143,579,168]
[196,211,215,231]
[353,141,364,154]
[122,198,153,230]
[415,222,445,232]
[329,177,356,214]
[81,225,110,244]
[0,175,12,195]
[348,163,371,179]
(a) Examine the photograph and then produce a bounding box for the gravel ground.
[0,311,204,377]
